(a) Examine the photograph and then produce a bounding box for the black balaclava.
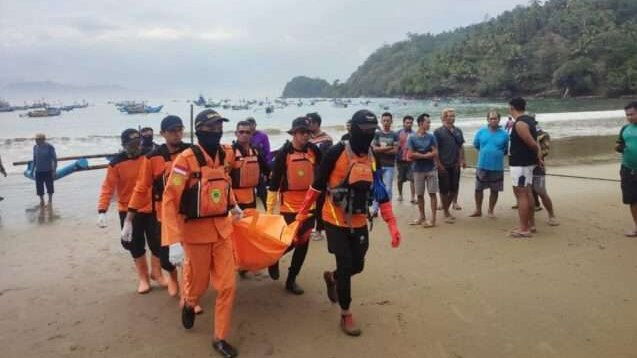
[349,110,378,155]
[196,130,222,157]
[141,135,154,148]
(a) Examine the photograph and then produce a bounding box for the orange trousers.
[183,239,236,340]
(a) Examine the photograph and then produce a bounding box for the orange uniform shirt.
[98,153,151,213]
[128,144,190,220]
[161,144,236,246]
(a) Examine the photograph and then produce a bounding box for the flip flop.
[422,221,435,228]
[510,229,532,238]
[548,217,560,226]
[409,218,425,225]
[625,230,637,238]
[444,217,456,224]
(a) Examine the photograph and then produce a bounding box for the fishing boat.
[26,107,61,117]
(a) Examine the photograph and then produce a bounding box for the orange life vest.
[284,151,315,191]
[231,146,260,189]
[179,146,231,219]
[323,143,375,228]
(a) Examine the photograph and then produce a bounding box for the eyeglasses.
[237,130,252,135]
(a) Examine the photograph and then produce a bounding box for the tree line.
[282,0,637,98]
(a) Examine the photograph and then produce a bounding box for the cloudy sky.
[0,0,528,97]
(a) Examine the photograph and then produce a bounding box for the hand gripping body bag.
[232,210,299,271]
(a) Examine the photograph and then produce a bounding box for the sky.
[0,0,529,97]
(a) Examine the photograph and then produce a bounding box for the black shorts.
[621,165,637,204]
[438,166,460,195]
[118,211,162,259]
[396,161,413,184]
[324,222,369,256]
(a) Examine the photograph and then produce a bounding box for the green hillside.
[282,0,637,98]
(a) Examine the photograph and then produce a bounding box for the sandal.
[422,221,435,228]
[410,218,425,225]
[444,216,456,224]
[510,229,532,238]
[548,217,560,226]
[625,230,637,238]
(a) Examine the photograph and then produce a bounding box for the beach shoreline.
[1,160,636,357]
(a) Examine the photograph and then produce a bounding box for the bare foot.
[137,279,151,294]
[194,305,204,315]
[166,272,178,297]
[150,272,167,286]
[469,211,482,217]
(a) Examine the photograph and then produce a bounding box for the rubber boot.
[285,271,304,295]
[150,255,166,286]
[268,261,280,280]
[133,257,151,294]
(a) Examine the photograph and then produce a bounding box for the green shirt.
[622,123,637,170]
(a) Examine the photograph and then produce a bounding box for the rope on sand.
[464,166,620,183]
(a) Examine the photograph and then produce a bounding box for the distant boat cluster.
[111,101,163,114]
[0,98,89,117]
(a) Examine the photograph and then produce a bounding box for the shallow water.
[0,96,633,173]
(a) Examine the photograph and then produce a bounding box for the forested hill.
[282,0,637,98]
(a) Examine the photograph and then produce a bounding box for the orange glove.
[295,186,321,223]
[379,201,401,248]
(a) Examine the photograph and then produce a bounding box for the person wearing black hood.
[161,109,243,358]
[140,127,159,154]
[293,110,401,336]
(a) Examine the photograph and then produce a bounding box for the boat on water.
[27,107,61,117]
[120,103,163,114]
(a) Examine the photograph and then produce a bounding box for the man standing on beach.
[508,97,541,237]
[293,109,400,336]
[396,115,416,204]
[308,112,333,241]
[470,111,508,218]
[532,120,560,226]
[231,120,269,210]
[266,117,321,294]
[125,116,193,299]
[33,133,57,207]
[616,101,637,237]
[408,113,438,227]
[161,110,242,357]
[434,108,465,223]
[246,117,271,206]
[371,112,398,215]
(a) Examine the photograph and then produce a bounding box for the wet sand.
[1,157,636,357]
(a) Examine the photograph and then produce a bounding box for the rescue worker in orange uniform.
[97,129,160,294]
[266,117,321,294]
[231,120,270,210]
[294,110,401,336]
[162,109,242,358]
[123,115,190,298]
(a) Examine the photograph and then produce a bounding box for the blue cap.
[161,115,183,131]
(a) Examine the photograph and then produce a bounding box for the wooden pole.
[13,153,118,166]
[190,103,194,144]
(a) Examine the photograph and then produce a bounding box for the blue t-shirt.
[473,126,509,171]
[407,132,437,172]
[33,143,57,172]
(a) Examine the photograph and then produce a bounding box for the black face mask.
[349,124,375,155]
[141,135,154,147]
[196,130,222,157]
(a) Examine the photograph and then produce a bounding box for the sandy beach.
[1,155,636,358]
